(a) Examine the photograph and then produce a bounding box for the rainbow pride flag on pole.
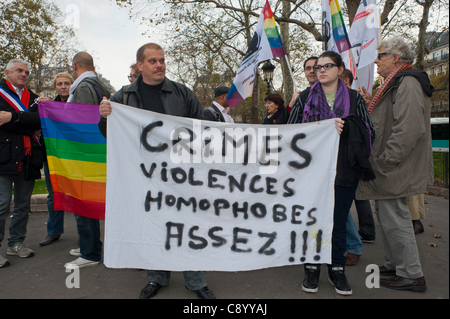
[39,101,106,220]
[262,0,287,59]
[226,0,286,109]
[323,0,351,53]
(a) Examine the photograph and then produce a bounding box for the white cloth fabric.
[213,101,234,123]
[104,102,340,271]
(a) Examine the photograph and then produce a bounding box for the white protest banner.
[104,102,339,272]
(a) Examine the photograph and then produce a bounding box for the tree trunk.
[280,0,293,103]
[415,0,434,71]
[345,0,361,25]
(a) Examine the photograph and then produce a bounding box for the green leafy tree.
[0,0,78,93]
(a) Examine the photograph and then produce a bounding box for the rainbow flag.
[39,101,106,220]
[262,0,286,58]
[329,0,351,53]
[226,0,286,109]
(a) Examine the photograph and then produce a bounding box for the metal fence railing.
[433,152,449,188]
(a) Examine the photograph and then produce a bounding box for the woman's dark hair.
[317,51,345,68]
[264,93,285,112]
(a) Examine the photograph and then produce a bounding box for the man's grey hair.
[377,37,415,64]
[5,59,31,72]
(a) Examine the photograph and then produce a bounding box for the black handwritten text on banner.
[104,103,339,271]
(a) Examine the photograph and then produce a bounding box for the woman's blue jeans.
[43,162,65,235]
[75,214,102,262]
[346,211,363,255]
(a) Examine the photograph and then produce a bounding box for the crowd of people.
[0,36,434,298]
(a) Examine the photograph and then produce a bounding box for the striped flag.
[262,0,287,58]
[343,0,381,92]
[322,0,352,53]
[226,0,286,109]
[39,101,106,220]
[329,0,351,53]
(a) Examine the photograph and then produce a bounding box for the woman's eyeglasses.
[313,63,338,71]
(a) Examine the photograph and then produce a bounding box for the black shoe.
[139,282,162,299]
[379,265,396,276]
[188,286,216,299]
[380,276,427,292]
[302,264,321,293]
[39,234,61,246]
[359,234,375,243]
[412,220,424,235]
[328,264,352,295]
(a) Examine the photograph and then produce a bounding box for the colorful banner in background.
[343,0,381,93]
[226,0,286,109]
[329,0,352,53]
[39,101,106,220]
[262,0,287,58]
[322,0,351,53]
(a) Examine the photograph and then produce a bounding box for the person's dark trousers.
[147,270,207,291]
[74,214,102,262]
[333,180,359,266]
[43,162,65,235]
[0,172,35,247]
[354,199,376,240]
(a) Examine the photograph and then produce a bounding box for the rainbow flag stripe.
[262,0,286,58]
[226,1,286,109]
[329,0,351,53]
[225,85,243,110]
[39,101,106,220]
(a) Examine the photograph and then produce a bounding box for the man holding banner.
[99,43,214,299]
[0,59,43,267]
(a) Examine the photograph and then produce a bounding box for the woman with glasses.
[128,63,141,83]
[288,51,375,296]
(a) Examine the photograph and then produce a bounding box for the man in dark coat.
[99,43,213,300]
[0,59,43,267]
[203,86,234,123]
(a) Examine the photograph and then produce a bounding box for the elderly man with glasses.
[356,37,434,292]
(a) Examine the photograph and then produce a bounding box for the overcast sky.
[58,0,164,91]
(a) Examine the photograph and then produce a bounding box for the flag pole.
[349,48,363,89]
[284,56,298,92]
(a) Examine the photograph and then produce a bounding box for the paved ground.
[0,193,448,300]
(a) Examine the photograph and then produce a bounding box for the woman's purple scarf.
[302,79,351,123]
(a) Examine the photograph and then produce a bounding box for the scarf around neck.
[368,63,413,115]
[302,78,350,123]
[5,79,32,157]
[68,71,97,102]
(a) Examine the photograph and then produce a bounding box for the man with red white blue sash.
[0,59,44,268]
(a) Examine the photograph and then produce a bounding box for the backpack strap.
[83,78,105,104]
[205,106,222,122]
[121,85,130,105]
